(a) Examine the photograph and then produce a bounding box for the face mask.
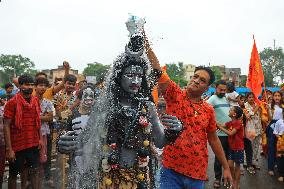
[21,88,33,95]
[217,93,225,98]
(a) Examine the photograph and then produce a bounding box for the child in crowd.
[217,106,244,189]
[238,95,255,174]
[226,82,240,107]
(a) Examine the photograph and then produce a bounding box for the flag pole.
[263,80,269,104]
[253,34,268,104]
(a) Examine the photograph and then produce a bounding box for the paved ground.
[2,147,284,189]
[205,147,284,189]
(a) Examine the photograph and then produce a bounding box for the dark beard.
[216,93,225,98]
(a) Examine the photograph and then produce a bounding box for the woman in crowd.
[266,91,284,176]
[245,92,262,171]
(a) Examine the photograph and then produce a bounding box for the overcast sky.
[1,0,283,75]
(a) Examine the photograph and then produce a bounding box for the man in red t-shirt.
[217,106,244,189]
[144,32,232,189]
[3,74,42,189]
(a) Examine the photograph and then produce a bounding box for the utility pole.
[273,39,276,65]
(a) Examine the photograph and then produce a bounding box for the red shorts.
[0,145,5,177]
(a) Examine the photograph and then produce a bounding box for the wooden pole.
[61,154,66,189]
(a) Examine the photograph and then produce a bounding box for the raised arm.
[52,61,70,94]
[143,31,170,94]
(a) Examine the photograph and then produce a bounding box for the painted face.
[81,88,95,107]
[121,65,143,94]
[187,70,210,96]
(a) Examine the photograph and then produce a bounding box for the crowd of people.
[0,32,284,189]
[206,81,284,188]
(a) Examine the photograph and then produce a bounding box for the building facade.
[183,64,196,81]
[213,65,241,87]
[42,65,81,83]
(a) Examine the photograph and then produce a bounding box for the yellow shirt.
[32,87,54,101]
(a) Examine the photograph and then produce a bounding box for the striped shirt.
[207,95,231,136]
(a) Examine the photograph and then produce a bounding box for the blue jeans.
[160,167,205,189]
[266,121,277,171]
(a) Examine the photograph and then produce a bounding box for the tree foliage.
[0,54,37,84]
[240,75,248,87]
[259,47,284,87]
[166,62,187,87]
[83,62,110,81]
[211,66,222,83]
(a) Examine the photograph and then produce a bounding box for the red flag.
[246,36,264,100]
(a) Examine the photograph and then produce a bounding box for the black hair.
[18,74,35,85]
[4,82,13,89]
[262,89,272,96]
[246,92,255,99]
[194,66,215,86]
[215,80,227,88]
[35,72,48,78]
[239,94,245,100]
[233,106,243,119]
[55,77,63,82]
[227,81,235,92]
[35,77,49,87]
[65,74,77,83]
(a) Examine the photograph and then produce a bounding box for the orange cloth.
[158,72,170,84]
[246,37,264,103]
[260,101,269,123]
[32,87,54,101]
[152,86,159,106]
